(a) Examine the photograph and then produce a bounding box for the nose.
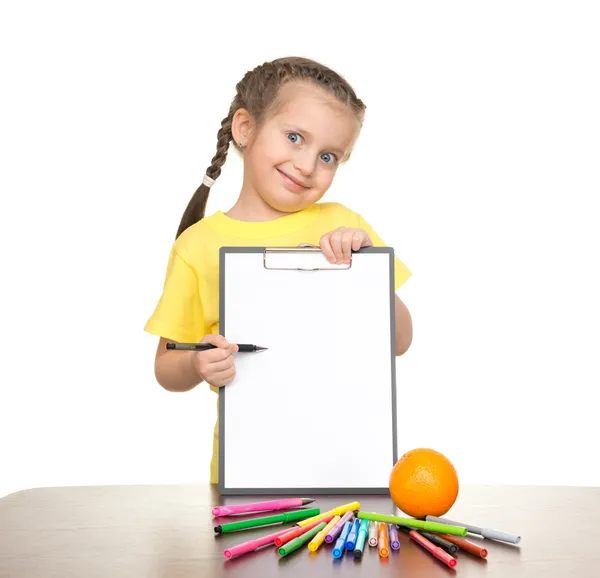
[293,149,317,177]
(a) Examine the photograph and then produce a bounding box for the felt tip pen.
[388,523,400,550]
[353,519,370,560]
[438,533,488,558]
[345,519,361,551]
[223,526,291,559]
[378,523,390,558]
[213,498,315,517]
[308,516,340,552]
[420,531,459,554]
[325,510,354,543]
[278,522,327,557]
[166,342,268,352]
[368,520,378,546]
[398,526,457,569]
[333,521,353,559]
[358,511,467,536]
[425,515,521,544]
[214,507,320,534]
[275,516,333,547]
[298,501,360,527]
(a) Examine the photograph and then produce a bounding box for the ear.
[231,108,256,148]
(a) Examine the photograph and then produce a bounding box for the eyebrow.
[284,125,346,158]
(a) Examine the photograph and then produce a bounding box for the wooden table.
[1,484,599,577]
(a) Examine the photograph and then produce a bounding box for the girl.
[144,56,413,485]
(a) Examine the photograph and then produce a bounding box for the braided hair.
[175,57,366,239]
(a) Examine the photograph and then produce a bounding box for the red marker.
[439,533,488,558]
[404,527,457,569]
[275,516,334,547]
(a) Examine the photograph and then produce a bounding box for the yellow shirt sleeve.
[144,246,207,342]
[356,213,412,291]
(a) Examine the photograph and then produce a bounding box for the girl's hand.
[319,227,373,264]
[192,334,238,388]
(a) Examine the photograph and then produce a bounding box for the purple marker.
[388,523,400,550]
[325,510,354,543]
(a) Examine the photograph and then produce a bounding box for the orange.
[389,448,459,518]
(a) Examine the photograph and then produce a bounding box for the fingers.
[211,365,237,388]
[320,228,355,264]
[319,234,335,264]
[200,333,231,348]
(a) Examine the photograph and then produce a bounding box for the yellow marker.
[298,501,360,527]
[308,515,340,552]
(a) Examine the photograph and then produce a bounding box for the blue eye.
[287,132,301,144]
[321,153,336,165]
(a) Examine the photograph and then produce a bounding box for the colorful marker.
[275,516,333,547]
[333,521,353,559]
[297,501,360,527]
[358,511,467,536]
[388,523,400,550]
[425,515,520,544]
[378,523,390,557]
[214,507,320,534]
[325,510,354,543]
[420,531,459,554]
[368,520,378,546]
[278,522,327,557]
[438,533,488,558]
[308,516,340,552]
[213,497,315,517]
[345,519,361,551]
[223,526,291,559]
[353,519,369,560]
[398,525,457,569]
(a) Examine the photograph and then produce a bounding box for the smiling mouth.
[278,169,308,189]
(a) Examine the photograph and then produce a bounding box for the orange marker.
[439,533,488,558]
[378,523,390,557]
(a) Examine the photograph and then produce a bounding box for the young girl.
[144,56,413,485]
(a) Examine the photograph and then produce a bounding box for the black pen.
[166,342,268,352]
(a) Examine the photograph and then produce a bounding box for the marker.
[353,519,369,560]
[214,507,320,534]
[325,510,354,543]
[275,516,333,547]
[388,523,400,550]
[439,534,488,558]
[278,522,327,557]
[420,531,459,554]
[298,501,360,527]
[223,526,291,559]
[166,342,267,352]
[368,521,378,546]
[333,521,353,558]
[345,519,361,551]
[213,498,315,517]
[398,525,457,569]
[378,523,390,558]
[308,516,340,552]
[358,511,467,536]
[425,515,521,544]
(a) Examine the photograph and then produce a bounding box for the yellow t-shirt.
[144,201,411,484]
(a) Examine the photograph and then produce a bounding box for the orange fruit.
[389,448,459,518]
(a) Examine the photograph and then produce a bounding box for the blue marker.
[353,519,370,560]
[332,521,353,559]
[345,519,361,551]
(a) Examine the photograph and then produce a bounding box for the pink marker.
[213,498,315,517]
[223,527,291,559]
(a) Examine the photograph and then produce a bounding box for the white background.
[1,1,599,499]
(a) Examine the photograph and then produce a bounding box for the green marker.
[214,508,320,534]
[278,522,327,557]
[357,512,467,536]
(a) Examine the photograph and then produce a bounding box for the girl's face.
[238,82,360,215]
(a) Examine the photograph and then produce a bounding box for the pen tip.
[256,346,268,351]
[302,498,315,505]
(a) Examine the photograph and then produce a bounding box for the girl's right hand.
[192,334,239,388]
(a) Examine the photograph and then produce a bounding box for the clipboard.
[218,246,398,495]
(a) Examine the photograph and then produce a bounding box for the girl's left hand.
[319,227,373,264]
